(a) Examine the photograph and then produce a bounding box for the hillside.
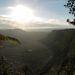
[41,29,75,75]
[0,29,75,75]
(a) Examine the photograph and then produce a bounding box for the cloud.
[3,5,68,26]
[31,17,69,26]
[46,19,68,25]
[0,16,74,30]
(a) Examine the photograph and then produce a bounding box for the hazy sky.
[0,0,73,26]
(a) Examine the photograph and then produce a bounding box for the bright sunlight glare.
[9,5,35,23]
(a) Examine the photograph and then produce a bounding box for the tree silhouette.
[64,0,75,25]
[64,0,75,16]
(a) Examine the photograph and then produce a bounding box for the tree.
[0,56,12,75]
[64,0,75,16]
[0,56,26,75]
[64,0,75,25]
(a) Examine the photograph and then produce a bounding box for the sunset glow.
[9,5,35,23]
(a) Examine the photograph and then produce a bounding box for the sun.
[9,5,34,23]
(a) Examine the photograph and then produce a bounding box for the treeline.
[0,56,26,75]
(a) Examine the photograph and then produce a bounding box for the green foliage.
[0,56,26,75]
[0,56,13,75]
[6,36,21,44]
[0,34,21,48]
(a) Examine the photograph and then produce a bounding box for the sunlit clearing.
[9,5,35,23]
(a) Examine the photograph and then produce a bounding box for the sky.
[0,0,74,29]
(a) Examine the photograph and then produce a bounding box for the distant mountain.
[0,16,75,30]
